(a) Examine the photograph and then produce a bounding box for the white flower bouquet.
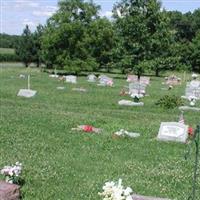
[99,179,133,200]
[1,162,22,184]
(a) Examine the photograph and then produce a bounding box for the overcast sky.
[1,0,200,35]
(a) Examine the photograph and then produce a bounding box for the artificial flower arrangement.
[188,96,197,107]
[98,179,133,200]
[113,129,140,138]
[1,162,22,184]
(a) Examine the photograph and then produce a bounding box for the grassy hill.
[0,66,199,200]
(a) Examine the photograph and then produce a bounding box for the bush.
[155,95,184,109]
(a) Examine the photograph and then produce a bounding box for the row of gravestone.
[17,74,114,98]
[50,74,114,86]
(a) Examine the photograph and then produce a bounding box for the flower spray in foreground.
[99,179,133,200]
[1,162,22,184]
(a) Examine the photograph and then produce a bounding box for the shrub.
[155,95,184,109]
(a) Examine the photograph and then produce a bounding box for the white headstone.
[17,89,37,98]
[190,80,200,88]
[165,75,181,85]
[19,74,25,78]
[98,75,113,86]
[65,75,77,84]
[87,74,97,82]
[139,77,150,85]
[127,75,138,83]
[157,122,188,143]
[185,81,200,99]
[127,75,150,85]
[49,74,59,78]
[129,82,146,96]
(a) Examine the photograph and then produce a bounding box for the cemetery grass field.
[0,67,200,200]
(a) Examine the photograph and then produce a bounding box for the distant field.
[0,62,24,67]
[0,48,15,54]
[0,62,44,68]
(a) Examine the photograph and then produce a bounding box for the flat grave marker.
[157,122,188,143]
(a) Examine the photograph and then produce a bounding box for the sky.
[1,0,200,35]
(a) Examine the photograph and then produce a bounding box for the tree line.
[2,0,200,76]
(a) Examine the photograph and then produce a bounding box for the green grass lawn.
[0,67,199,200]
[0,48,15,54]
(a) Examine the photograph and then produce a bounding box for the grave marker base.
[118,100,144,106]
[17,89,37,98]
[179,106,200,112]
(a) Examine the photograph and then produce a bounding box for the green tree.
[32,24,44,67]
[113,0,173,78]
[16,25,34,67]
[190,32,200,73]
[41,0,100,73]
[167,11,195,42]
[88,18,115,72]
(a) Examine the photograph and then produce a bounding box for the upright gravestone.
[139,77,150,85]
[98,75,113,86]
[17,75,37,98]
[127,75,138,83]
[157,122,188,143]
[129,82,146,96]
[87,74,97,82]
[165,75,181,86]
[65,75,77,84]
[185,81,200,100]
[127,75,150,85]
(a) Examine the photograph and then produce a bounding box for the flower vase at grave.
[133,96,140,103]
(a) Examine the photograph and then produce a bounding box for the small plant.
[1,162,22,184]
[156,95,184,109]
[98,179,133,200]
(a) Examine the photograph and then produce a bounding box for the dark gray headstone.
[132,194,170,200]
[0,181,20,200]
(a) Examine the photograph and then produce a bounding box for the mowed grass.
[0,48,15,54]
[0,67,200,200]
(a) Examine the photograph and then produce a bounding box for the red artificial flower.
[188,127,193,136]
[83,125,94,132]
